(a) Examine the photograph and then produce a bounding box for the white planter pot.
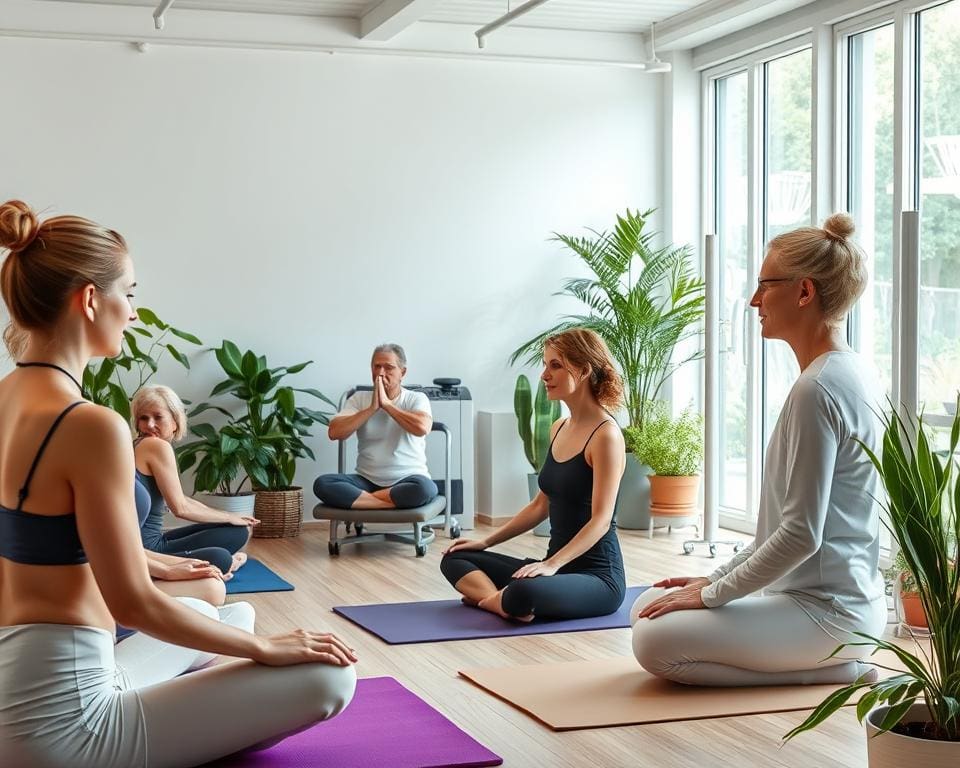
[866,701,959,768]
[200,492,256,515]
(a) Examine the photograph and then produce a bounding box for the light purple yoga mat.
[332,585,648,644]
[204,676,502,768]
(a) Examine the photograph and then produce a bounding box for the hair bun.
[0,200,40,253]
[822,212,855,242]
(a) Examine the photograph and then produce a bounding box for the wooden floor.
[242,522,871,768]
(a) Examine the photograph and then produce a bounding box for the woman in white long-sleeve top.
[631,212,887,687]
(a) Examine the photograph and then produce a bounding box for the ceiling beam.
[360,0,443,42]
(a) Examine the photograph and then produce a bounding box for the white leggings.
[0,599,357,768]
[630,587,886,687]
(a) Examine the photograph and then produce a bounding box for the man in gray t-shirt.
[313,344,438,509]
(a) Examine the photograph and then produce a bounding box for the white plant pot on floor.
[200,492,256,516]
[866,701,959,768]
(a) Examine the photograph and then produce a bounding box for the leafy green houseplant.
[514,374,561,537]
[82,307,202,421]
[624,401,703,521]
[177,341,336,537]
[785,399,960,757]
[509,208,705,431]
[624,400,704,476]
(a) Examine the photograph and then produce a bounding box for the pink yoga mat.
[203,676,502,768]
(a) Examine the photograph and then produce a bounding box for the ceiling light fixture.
[475,0,552,49]
[644,22,672,73]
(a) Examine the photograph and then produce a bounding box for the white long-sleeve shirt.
[701,351,886,630]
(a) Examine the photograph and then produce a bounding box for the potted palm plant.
[514,374,560,537]
[183,340,335,538]
[784,397,960,765]
[510,208,705,528]
[176,419,261,515]
[624,401,703,532]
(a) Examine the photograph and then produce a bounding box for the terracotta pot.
[900,591,928,629]
[648,475,699,517]
[866,701,959,767]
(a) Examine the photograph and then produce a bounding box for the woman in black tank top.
[441,329,627,621]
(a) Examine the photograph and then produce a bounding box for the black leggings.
[313,473,438,509]
[440,550,624,620]
[152,523,250,575]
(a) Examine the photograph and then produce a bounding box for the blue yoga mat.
[226,558,294,594]
[333,585,648,644]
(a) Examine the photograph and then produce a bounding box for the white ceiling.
[40,0,711,34]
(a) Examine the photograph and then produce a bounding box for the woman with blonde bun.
[132,384,257,580]
[0,200,356,768]
[632,213,886,686]
[441,328,627,621]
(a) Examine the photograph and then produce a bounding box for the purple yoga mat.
[333,585,648,644]
[204,677,502,768]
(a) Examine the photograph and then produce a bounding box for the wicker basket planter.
[253,487,303,538]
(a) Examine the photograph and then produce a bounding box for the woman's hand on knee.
[254,629,358,667]
[443,538,487,555]
[653,576,710,590]
[162,559,224,582]
[511,560,558,579]
[638,581,708,620]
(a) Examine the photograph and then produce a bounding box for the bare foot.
[230,552,248,574]
[477,591,534,622]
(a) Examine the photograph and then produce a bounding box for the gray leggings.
[630,587,887,686]
[0,603,356,768]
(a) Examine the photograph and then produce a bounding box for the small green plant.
[514,374,560,473]
[784,396,960,743]
[178,340,336,492]
[82,307,201,421]
[623,401,703,476]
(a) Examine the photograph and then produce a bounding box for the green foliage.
[509,209,705,429]
[514,374,560,472]
[82,307,202,422]
[623,401,704,476]
[177,341,336,492]
[784,395,960,743]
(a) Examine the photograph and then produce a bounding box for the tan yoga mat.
[460,652,903,731]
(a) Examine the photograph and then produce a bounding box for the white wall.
[0,36,661,498]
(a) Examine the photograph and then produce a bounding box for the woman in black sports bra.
[441,328,627,621]
[0,199,356,768]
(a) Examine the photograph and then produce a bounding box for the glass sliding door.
[762,50,811,445]
[918,1,960,419]
[715,72,751,522]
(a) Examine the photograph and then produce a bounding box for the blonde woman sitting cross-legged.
[631,214,886,687]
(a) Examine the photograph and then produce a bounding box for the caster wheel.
[344,522,352,534]
[450,524,461,539]
[354,522,364,536]
[682,543,694,555]
[328,541,340,556]
[709,544,717,558]
[733,542,744,553]
[415,544,427,557]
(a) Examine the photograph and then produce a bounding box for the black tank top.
[537,419,625,586]
[0,401,88,565]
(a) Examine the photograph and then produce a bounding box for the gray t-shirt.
[701,351,886,629]
[339,388,432,486]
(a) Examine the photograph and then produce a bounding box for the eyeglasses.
[755,276,797,293]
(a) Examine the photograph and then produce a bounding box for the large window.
[707,43,813,531]
[705,0,960,539]
[919,2,960,420]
